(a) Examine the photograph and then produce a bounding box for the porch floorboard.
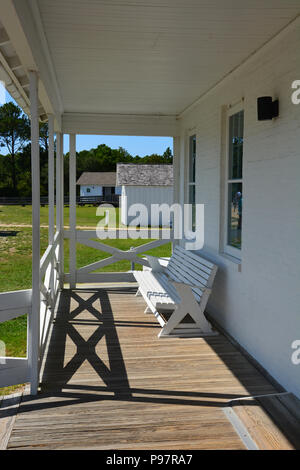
[7,287,277,450]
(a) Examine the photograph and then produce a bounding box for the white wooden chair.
[133,246,218,338]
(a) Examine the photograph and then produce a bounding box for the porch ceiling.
[1,0,300,125]
[36,0,300,116]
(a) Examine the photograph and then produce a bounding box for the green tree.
[163,146,172,161]
[0,104,173,198]
[39,122,49,153]
[141,151,172,164]
[0,102,30,193]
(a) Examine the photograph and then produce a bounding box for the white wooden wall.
[121,185,174,226]
[80,185,122,197]
[177,23,300,398]
[80,185,103,197]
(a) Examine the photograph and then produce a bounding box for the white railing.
[0,290,31,388]
[39,231,62,363]
[64,229,172,285]
[0,227,172,391]
[0,232,63,390]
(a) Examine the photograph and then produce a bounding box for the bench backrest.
[166,246,218,290]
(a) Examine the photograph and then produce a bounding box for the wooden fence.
[0,195,120,206]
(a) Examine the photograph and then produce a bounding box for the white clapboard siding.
[121,185,174,227]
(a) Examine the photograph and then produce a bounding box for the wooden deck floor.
[7,287,277,450]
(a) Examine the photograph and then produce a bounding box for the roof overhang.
[0,0,63,128]
[0,1,299,134]
[62,112,179,136]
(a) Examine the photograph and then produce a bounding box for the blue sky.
[62,134,173,157]
[1,85,173,157]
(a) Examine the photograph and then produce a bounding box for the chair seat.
[133,270,180,307]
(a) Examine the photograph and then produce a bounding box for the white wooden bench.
[133,245,218,338]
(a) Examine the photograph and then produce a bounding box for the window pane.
[229,111,244,180]
[189,185,196,231]
[189,184,195,205]
[228,182,242,249]
[189,135,196,183]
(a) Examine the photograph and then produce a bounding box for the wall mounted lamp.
[257,96,279,120]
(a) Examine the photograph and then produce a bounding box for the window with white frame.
[188,135,196,231]
[225,107,244,257]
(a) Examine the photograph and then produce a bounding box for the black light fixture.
[257,96,279,120]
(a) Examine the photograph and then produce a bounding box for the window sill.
[219,252,242,272]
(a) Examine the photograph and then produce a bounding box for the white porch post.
[56,132,64,288]
[47,114,55,309]
[28,70,40,395]
[173,136,181,206]
[69,134,76,289]
[172,136,181,249]
[55,133,61,231]
[179,134,186,208]
[179,134,186,247]
[48,114,55,244]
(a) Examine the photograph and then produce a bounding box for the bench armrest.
[145,255,168,273]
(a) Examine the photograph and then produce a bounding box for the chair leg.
[171,282,214,333]
[135,288,142,297]
[158,284,215,337]
[144,306,152,314]
[159,305,187,336]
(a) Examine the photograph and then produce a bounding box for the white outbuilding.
[117,164,173,227]
[76,172,121,200]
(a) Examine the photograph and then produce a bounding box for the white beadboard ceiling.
[36,0,300,115]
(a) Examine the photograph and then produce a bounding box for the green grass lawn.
[0,204,121,228]
[0,205,171,394]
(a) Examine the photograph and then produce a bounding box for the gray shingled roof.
[76,172,116,186]
[116,164,173,186]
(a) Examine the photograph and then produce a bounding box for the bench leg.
[135,288,142,297]
[144,306,152,314]
[159,305,187,337]
[159,282,215,337]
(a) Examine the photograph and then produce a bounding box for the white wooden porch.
[1,0,300,449]
[3,287,280,450]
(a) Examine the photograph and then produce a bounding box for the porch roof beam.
[62,113,179,137]
[0,0,62,129]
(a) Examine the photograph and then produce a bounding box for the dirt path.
[0,224,170,231]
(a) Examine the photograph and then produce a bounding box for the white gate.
[0,290,31,388]
[0,231,62,390]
